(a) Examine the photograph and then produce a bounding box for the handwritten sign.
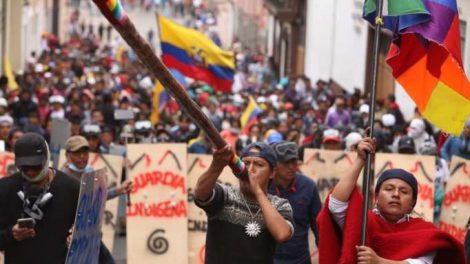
[187,154,238,264]
[0,151,15,178]
[66,168,108,264]
[58,151,124,250]
[375,153,435,221]
[127,144,188,264]
[440,156,470,243]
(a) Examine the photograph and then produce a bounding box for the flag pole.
[361,0,384,245]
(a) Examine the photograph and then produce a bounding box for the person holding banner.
[195,142,294,263]
[0,133,79,263]
[318,137,466,264]
[269,141,321,264]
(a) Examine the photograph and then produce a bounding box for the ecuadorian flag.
[240,96,263,135]
[157,15,235,93]
[364,0,470,135]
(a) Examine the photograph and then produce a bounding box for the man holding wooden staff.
[195,142,294,264]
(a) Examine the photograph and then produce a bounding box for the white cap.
[359,104,369,114]
[344,132,362,150]
[49,95,65,104]
[34,63,44,73]
[322,128,341,143]
[0,115,13,125]
[233,94,244,105]
[0,98,7,107]
[382,114,396,127]
[256,97,267,104]
[139,76,154,89]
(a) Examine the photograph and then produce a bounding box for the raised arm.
[255,190,293,242]
[194,145,233,202]
[331,137,375,202]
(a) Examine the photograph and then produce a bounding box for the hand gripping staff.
[92,0,247,179]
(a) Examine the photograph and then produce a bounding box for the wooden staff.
[92,0,246,178]
[361,0,384,245]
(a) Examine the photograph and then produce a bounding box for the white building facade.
[304,0,470,120]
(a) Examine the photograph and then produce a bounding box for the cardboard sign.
[66,168,108,264]
[440,156,470,243]
[300,149,355,202]
[127,144,188,264]
[375,153,435,221]
[0,151,15,178]
[187,154,239,264]
[300,149,355,263]
[58,151,124,251]
[50,119,71,168]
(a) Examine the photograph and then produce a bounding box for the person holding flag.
[317,136,466,264]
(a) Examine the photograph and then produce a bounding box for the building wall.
[212,1,235,49]
[0,0,5,71]
[233,0,268,53]
[2,0,54,73]
[5,0,22,72]
[305,1,470,121]
[304,0,368,94]
[459,2,470,76]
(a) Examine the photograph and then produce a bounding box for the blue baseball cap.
[240,142,277,169]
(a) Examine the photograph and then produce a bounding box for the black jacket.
[0,170,79,264]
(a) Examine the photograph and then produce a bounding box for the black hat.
[375,169,418,206]
[398,136,415,153]
[15,133,48,167]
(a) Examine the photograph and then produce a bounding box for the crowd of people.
[0,1,469,263]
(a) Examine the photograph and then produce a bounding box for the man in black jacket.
[0,133,80,263]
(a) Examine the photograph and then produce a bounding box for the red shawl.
[317,188,466,264]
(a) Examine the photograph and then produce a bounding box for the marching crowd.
[0,2,469,263]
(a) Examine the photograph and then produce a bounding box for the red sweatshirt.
[317,188,466,264]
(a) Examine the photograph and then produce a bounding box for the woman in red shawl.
[318,136,466,264]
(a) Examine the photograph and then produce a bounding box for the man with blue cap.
[318,136,466,264]
[194,142,294,263]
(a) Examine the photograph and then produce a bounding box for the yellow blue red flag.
[3,55,18,91]
[157,15,234,93]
